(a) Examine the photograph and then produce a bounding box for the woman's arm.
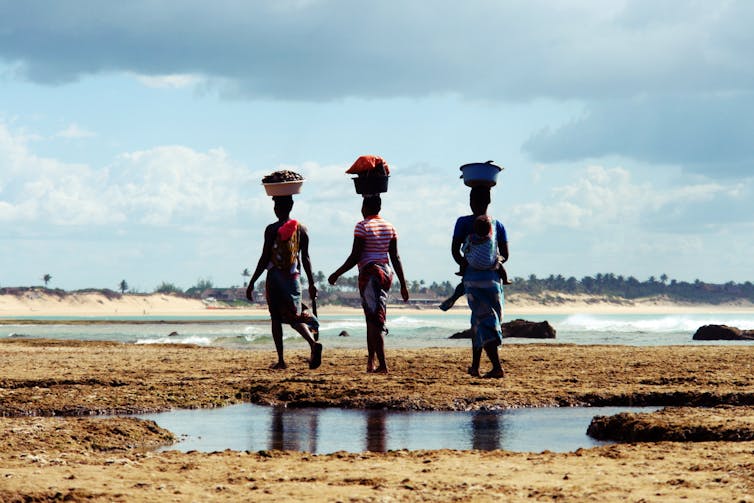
[298,224,317,301]
[246,224,276,301]
[388,238,409,301]
[452,236,467,268]
[450,237,466,266]
[497,228,509,263]
[328,237,364,285]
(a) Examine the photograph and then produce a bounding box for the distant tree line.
[507,273,754,304]
[5,271,753,305]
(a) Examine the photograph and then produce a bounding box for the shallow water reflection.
[139,404,658,454]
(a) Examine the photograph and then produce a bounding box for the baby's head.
[473,215,492,238]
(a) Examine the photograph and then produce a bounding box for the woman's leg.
[291,322,322,369]
[366,326,376,372]
[468,346,482,377]
[270,320,287,369]
[483,342,504,378]
[466,280,504,377]
[367,321,388,374]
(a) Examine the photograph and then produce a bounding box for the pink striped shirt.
[354,215,398,269]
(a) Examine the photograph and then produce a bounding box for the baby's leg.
[497,262,512,285]
[440,282,466,311]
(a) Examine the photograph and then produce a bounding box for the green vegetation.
[509,273,754,305]
[306,272,754,305]
[154,282,183,294]
[2,272,753,306]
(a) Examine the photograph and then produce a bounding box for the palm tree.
[119,280,129,294]
[42,274,52,287]
[315,270,326,286]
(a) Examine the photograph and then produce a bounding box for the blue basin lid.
[459,161,503,178]
[459,160,503,171]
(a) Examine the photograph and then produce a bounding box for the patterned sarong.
[265,267,319,333]
[358,262,394,327]
[464,278,504,350]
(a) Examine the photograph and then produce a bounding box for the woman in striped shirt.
[329,195,409,374]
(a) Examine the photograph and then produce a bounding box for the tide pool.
[138,404,660,454]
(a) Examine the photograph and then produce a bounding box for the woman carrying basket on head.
[246,176,322,370]
[329,156,409,374]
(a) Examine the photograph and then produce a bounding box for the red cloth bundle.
[277,219,298,241]
[346,155,390,175]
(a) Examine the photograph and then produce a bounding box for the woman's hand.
[400,284,409,302]
[245,283,254,302]
[328,273,338,285]
[308,284,318,301]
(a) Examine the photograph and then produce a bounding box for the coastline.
[1,340,753,501]
[2,291,753,318]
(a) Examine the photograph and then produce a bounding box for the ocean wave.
[559,314,754,333]
[389,316,468,331]
[317,319,365,333]
[136,335,215,345]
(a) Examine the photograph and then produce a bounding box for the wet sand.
[1,339,754,501]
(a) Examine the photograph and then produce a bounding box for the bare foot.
[467,366,480,378]
[269,362,287,370]
[482,368,505,379]
[439,297,456,312]
[373,365,388,374]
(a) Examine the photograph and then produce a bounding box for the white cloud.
[134,73,203,89]
[107,146,256,226]
[55,123,96,139]
[0,123,117,224]
[504,163,754,282]
[0,123,258,227]
[510,165,745,234]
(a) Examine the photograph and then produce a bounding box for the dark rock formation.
[338,330,350,337]
[449,329,472,339]
[449,319,556,339]
[501,319,556,339]
[692,324,754,341]
[587,407,754,442]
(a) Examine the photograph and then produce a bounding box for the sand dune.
[2,290,752,317]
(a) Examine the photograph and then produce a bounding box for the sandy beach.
[2,292,754,501]
[2,290,753,318]
[1,336,754,501]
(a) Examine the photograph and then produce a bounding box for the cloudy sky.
[1,0,753,291]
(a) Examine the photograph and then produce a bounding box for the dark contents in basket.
[262,170,304,183]
[356,160,388,178]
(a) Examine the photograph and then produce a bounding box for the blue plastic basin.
[459,161,503,187]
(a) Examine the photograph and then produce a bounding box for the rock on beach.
[692,324,754,341]
[449,319,556,339]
